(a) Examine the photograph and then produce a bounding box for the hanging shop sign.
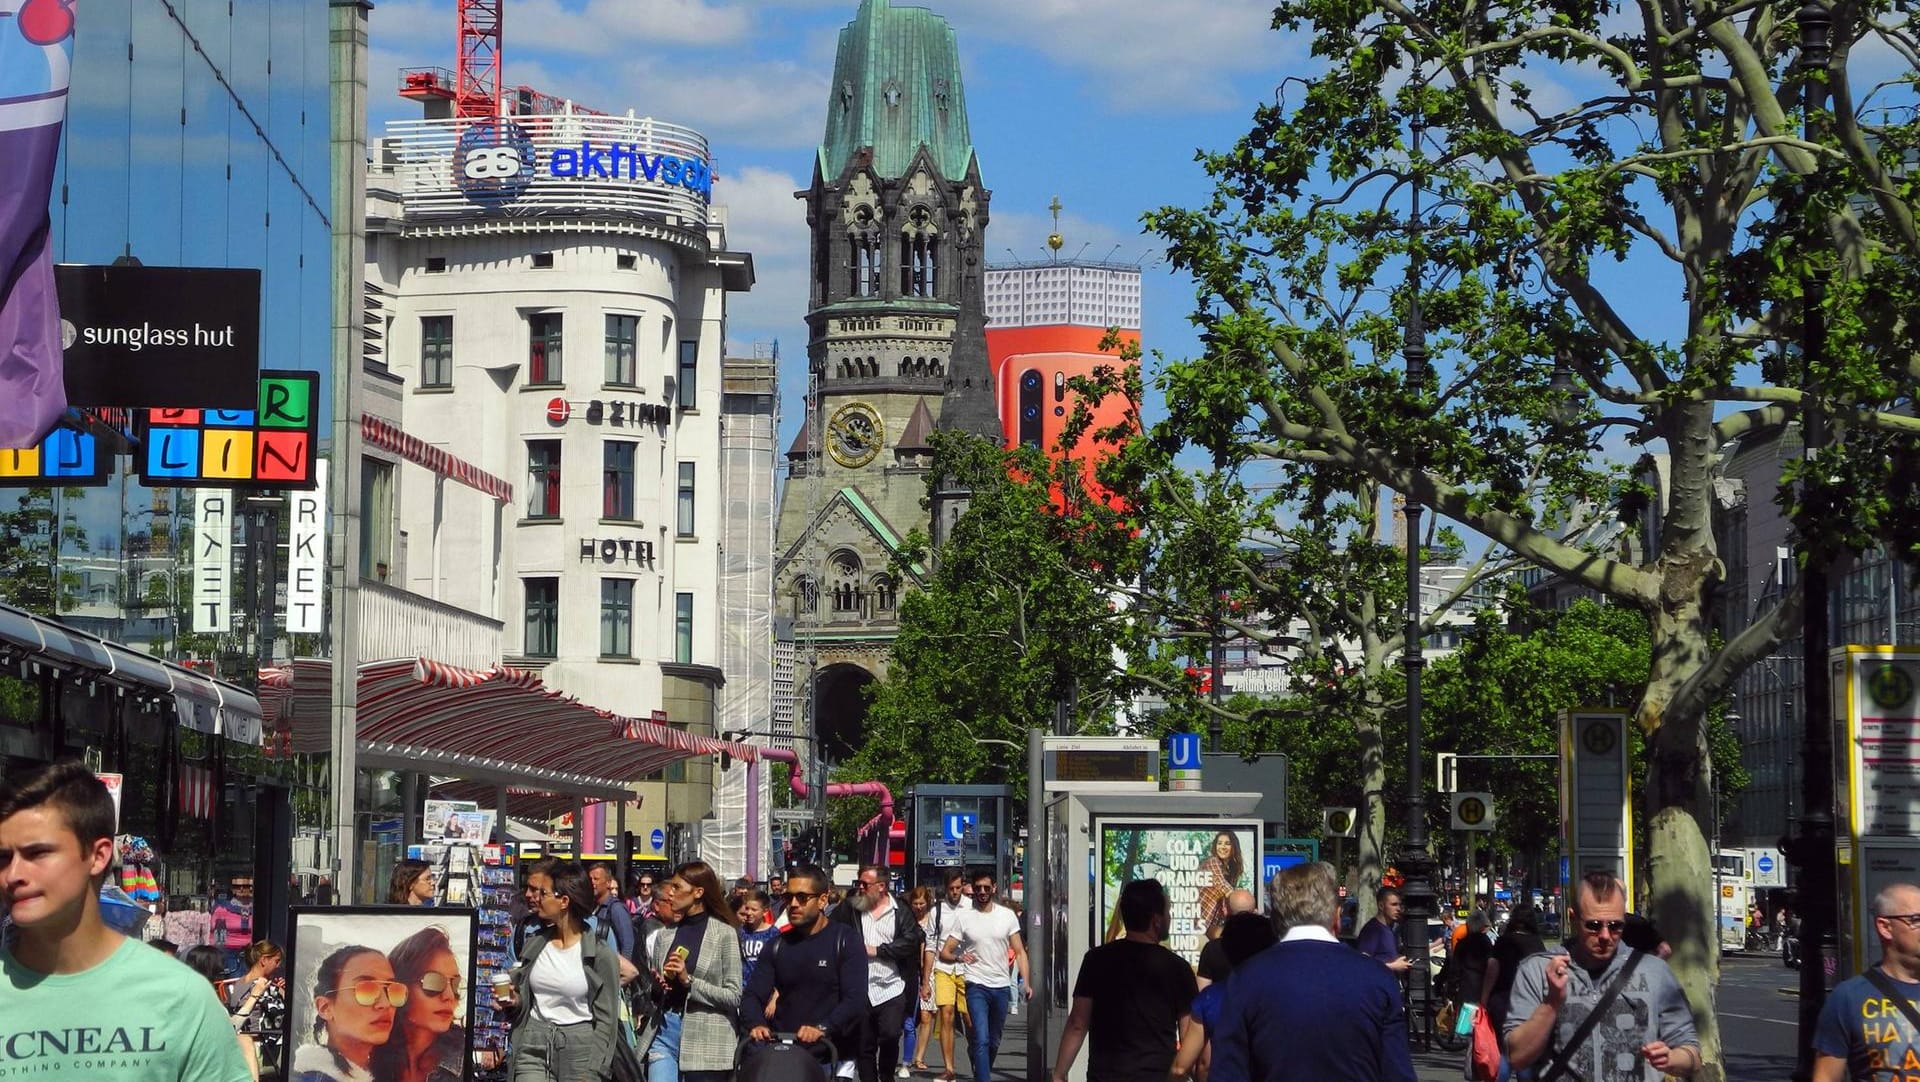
[580,538,656,568]
[138,370,320,489]
[284,460,327,634]
[193,490,232,633]
[55,264,261,410]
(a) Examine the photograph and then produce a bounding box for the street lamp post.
[1397,68,1438,1048]
[1789,6,1837,1078]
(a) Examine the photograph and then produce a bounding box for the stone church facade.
[773,0,999,757]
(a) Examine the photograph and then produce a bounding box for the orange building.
[984,259,1142,506]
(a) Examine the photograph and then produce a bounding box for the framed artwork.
[285,906,479,1082]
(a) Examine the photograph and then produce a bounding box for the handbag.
[610,1036,646,1082]
[1436,997,1460,1034]
[1467,1003,1500,1082]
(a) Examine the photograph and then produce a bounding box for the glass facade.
[2,0,333,913]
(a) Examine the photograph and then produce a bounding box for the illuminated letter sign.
[138,371,320,489]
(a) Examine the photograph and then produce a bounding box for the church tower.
[774,0,996,760]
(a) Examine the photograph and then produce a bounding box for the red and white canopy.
[260,657,755,803]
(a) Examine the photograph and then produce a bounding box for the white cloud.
[713,165,811,356]
[372,0,751,55]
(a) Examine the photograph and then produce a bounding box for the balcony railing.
[356,580,502,670]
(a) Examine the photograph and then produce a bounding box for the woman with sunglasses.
[372,926,467,1082]
[495,858,621,1081]
[293,946,404,1082]
[641,861,743,1082]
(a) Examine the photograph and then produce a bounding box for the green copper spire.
[819,0,977,181]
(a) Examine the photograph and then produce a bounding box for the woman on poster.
[293,945,406,1082]
[372,926,468,1082]
[1197,832,1245,937]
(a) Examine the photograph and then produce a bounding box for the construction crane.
[397,0,603,118]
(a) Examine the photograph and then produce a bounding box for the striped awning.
[361,414,513,503]
[261,657,755,794]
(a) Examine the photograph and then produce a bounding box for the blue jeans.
[964,984,1010,1082]
[646,1009,682,1082]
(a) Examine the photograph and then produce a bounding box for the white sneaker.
[898,1068,912,1078]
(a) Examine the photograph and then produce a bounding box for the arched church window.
[872,575,898,612]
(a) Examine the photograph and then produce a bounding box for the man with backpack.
[743,863,869,1078]
[1504,871,1699,1080]
[1813,880,1920,1080]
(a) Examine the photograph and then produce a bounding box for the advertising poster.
[285,906,480,1081]
[422,799,479,841]
[1094,819,1261,967]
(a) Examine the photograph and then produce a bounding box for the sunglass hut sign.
[456,121,714,207]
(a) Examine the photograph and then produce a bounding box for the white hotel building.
[362,111,755,852]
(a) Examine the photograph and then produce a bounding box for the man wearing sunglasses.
[742,863,868,1078]
[1505,871,1700,1080]
[1813,881,1920,1080]
[938,871,1028,1082]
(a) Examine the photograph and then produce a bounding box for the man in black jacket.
[744,864,869,1077]
[830,864,927,1082]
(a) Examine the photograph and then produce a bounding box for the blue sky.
[366,0,1303,451]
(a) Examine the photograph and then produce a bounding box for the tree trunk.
[1641,599,1725,1082]
[1355,684,1388,927]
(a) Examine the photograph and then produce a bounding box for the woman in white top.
[495,858,622,1081]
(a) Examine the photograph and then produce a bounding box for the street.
[1408,951,1801,1081]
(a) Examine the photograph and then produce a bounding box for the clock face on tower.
[828,403,884,468]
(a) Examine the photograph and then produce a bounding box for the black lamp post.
[1790,5,1836,1078]
[1397,68,1438,1047]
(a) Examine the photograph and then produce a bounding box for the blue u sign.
[943,813,977,841]
[1168,732,1203,771]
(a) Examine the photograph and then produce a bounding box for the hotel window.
[420,316,453,388]
[605,314,639,387]
[528,312,563,384]
[677,340,698,409]
[359,457,394,581]
[603,441,636,520]
[524,578,558,658]
[675,592,694,664]
[527,440,561,519]
[676,462,696,537]
[600,579,634,658]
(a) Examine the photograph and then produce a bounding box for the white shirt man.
[940,874,1029,1082]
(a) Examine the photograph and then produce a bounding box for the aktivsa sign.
[456,121,713,207]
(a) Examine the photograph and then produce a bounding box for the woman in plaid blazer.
[643,861,744,1082]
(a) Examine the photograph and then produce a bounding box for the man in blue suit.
[1209,862,1416,1082]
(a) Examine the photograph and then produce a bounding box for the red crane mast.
[398,0,602,118]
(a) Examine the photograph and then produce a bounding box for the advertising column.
[1835,646,1920,976]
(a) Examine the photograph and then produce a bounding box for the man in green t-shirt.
[1,759,251,1081]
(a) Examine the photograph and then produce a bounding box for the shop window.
[600,579,634,658]
[676,462,696,537]
[675,592,694,664]
[528,312,563,385]
[524,578,558,658]
[527,440,561,519]
[420,315,453,388]
[603,441,636,520]
[605,314,639,387]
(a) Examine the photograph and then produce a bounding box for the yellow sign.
[1721,884,1735,899]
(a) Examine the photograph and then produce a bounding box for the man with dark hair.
[1050,878,1196,1082]
[1505,871,1699,1080]
[743,862,868,1078]
[831,863,926,1082]
[939,870,1028,1082]
[1353,885,1412,974]
[1212,861,1414,1081]
[1,759,251,1080]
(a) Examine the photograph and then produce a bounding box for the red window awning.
[361,414,514,503]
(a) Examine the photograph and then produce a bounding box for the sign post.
[1835,646,1920,976]
[1560,710,1634,905]
[1167,732,1203,791]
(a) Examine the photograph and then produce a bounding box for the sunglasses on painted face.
[322,979,409,1008]
[416,972,463,998]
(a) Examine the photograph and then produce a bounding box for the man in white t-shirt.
[939,871,1028,1082]
[830,864,925,1082]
